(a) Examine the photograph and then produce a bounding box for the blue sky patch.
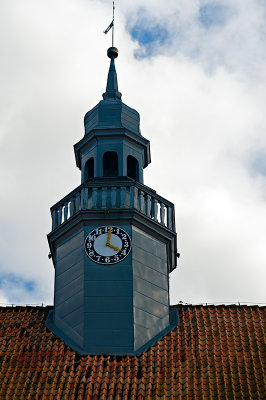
[199,3,228,28]
[128,12,170,58]
[130,23,169,47]
[0,273,35,294]
[250,152,266,177]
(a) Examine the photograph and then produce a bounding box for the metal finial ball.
[107,47,118,59]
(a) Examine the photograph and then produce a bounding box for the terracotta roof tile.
[0,305,265,399]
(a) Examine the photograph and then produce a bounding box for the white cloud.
[0,0,265,305]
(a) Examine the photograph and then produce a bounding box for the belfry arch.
[127,155,139,181]
[103,151,118,177]
[84,157,94,180]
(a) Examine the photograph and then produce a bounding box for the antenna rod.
[112,1,115,47]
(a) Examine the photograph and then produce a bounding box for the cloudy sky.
[0,0,266,306]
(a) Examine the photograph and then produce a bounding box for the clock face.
[84,226,131,264]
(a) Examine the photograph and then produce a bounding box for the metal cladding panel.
[63,306,84,329]
[121,103,140,133]
[132,228,167,260]
[132,226,170,353]
[84,260,132,282]
[82,223,134,353]
[84,100,140,135]
[133,260,168,290]
[55,291,83,318]
[133,292,169,318]
[84,329,133,347]
[55,260,83,291]
[53,229,85,345]
[55,274,83,306]
[84,280,132,297]
[55,248,83,276]
[134,277,168,305]
[84,296,132,313]
[84,105,99,133]
[56,230,84,261]
[132,245,168,273]
[85,312,132,330]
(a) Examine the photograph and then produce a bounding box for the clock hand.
[107,243,121,252]
[106,227,111,245]
[106,227,121,251]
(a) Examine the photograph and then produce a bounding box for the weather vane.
[103,1,115,47]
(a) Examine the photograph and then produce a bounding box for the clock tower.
[46,47,179,355]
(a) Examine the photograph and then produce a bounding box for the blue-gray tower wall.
[83,223,134,354]
[132,227,170,351]
[46,213,177,355]
[53,229,85,349]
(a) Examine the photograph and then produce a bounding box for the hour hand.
[107,243,121,252]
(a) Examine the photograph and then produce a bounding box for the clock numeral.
[124,241,128,248]
[121,249,127,256]
[114,255,120,261]
[89,250,95,256]
[105,257,110,263]
[122,234,127,240]
[96,255,101,261]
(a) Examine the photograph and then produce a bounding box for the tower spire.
[102,47,121,100]
[103,1,121,100]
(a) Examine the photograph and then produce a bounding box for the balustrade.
[51,181,175,232]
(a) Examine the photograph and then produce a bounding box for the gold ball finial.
[107,47,118,59]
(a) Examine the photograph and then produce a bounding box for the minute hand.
[106,227,112,245]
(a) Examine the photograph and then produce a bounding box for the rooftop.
[0,304,265,398]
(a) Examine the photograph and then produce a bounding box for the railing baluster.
[152,198,158,222]
[52,210,57,230]
[63,202,68,221]
[167,206,172,229]
[69,197,75,217]
[130,186,135,207]
[75,193,80,213]
[139,191,145,213]
[101,187,107,208]
[57,206,62,226]
[111,187,117,207]
[145,195,151,217]
[160,203,165,225]
[81,187,88,210]
[92,188,97,208]
[120,186,126,208]
[134,187,139,209]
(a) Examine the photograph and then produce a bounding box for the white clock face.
[84,226,131,264]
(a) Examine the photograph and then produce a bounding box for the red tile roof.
[0,305,265,399]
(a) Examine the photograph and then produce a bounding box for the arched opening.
[127,155,139,181]
[103,151,118,177]
[84,157,94,180]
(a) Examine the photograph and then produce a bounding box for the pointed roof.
[82,46,144,138]
[102,47,121,100]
